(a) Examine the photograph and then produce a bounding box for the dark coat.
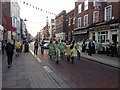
[5,43,14,55]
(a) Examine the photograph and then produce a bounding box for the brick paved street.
[29,42,119,88]
[2,50,77,88]
[2,53,31,88]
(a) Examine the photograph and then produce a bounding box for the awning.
[74,30,87,35]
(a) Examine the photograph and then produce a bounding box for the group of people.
[34,38,118,64]
[2,39,29,68]
[34,39,81,64]
[81,39,118,57]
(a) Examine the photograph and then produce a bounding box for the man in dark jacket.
[88,39,93,56]
[5,39,14,68]
[34,39,38,55]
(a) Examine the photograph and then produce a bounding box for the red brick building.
[65,9,74,41]
[55,10,66,40]
[74,1,120,47]
[2,2,9,40]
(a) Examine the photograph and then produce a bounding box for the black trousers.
[106,47,110,56]
[7,54,13,65]
[2,46,5,54]
[77,50,81,59]
[34,47,38,55]
[111,46,115,57]
[88,49,92,56]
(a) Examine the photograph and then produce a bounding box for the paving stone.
[2,81,17,87]
[17,80,30,86]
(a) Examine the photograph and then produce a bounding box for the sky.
[18,0,77,37]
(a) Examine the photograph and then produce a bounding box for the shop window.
[98,31,108,43]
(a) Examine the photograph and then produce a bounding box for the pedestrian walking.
[54,40,61,64]
[92,40,96,54]
[34,39,39,55]
[24,41,29,52]
[5,39,14,68]
[15,40,21,57]
[82,39,86,52]
[75,42,81,60]
[70,41,77,64]
[59,40,65,57]
[106,39,110,56]
[20,40,23,53]
[110,40,116,57]
[88,39,93,56]
[65,41,71,62]
[41,39,45,55]
[48,40,54,59]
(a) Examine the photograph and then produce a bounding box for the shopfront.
[90,23,119,48]
[74,29,89,42]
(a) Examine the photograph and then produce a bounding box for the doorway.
[112,34,117,46]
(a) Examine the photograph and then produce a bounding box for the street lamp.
[24,18,27,22]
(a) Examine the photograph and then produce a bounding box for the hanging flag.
[19,0,57,16]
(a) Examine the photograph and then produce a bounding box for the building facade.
[49,19,55,39]
[2,1,11,40]
[55,10,66,41]
[65,9,74,41]
[74,1,120,47]
[10,1,20,40]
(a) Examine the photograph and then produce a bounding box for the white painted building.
[10,0,20,40]
[49,19,55,39]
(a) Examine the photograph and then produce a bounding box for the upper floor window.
[77,17,81,28]
[105,5,112,21]
[78,4,82,13]
[68,17,71,26]
[84,14,88,27]
[93,11,99,23]
[84,0,88,11]
[73,17,75,24]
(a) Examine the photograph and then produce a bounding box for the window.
[105,5,112,21]
[68,17,71,26]
[77,17,81,28]
[73,17,75,24]
[78,4,82,13]
[84,0,88,10]
[93,11,99,23]
[98,31,108,43]
[84,14,88,27]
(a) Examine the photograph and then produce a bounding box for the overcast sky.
[18,0,77,37]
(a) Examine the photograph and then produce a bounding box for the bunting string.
[16,0,57,16]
